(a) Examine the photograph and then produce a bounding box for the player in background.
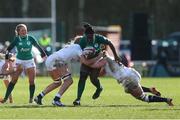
[0,53,14,103]
[1,24,46,103]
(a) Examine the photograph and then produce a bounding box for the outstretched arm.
[80,53,103,65]
[80,53,107,68]
[107,41,121,62]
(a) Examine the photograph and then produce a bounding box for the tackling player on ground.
[84,53,173,106]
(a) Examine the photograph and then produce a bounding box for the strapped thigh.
[53,73,72,84]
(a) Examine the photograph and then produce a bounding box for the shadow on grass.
[1,104,55,108]
[144,108,180,111]
[0,104,152,108]
[73,104,150,107]
[1,104,179,109]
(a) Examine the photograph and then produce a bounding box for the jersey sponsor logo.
[19,42,23,46]
[20,48,30,52]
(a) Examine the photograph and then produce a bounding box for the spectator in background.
[39,34,52,56]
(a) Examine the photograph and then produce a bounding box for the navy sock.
[4,82,15,100]
[29,84,35,99]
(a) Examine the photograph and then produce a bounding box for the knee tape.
[61,73,71,81]
[54,78,62,84]
[138,93,149,102]
[53,73,71,84]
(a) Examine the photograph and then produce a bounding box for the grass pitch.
[0,76,180,119]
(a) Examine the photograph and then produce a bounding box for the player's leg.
[1,64,23,103]
[34,57,66,105]
[26,67,36,103]
[142,86,161,96]
[129,84,173,106]
[3,78,13,103]
[90,68,103,99]
[52,71,73,107]
[73,64,89,106]
[34,68,62,105]
[25,59,37,103]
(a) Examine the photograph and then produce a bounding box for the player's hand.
[42,56,47,61]
[120,55,129,67]
[115,56,121,62]
[102,51,106,57]
[115,56,122,66]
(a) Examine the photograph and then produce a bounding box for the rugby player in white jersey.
[34,37,100,106]
[86,54,173,106]
[0,53,15,103]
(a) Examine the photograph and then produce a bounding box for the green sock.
[77,80,86,100]
[29,84,35,99]
[4,82,15,100]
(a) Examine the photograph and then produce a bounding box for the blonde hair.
[15,24,27,35]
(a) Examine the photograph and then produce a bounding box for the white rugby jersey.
[0,60,5,74]
[56,44,82,62]
[105,57,141,84]
[48,44,82,63]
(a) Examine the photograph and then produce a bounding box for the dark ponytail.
[83,22,94,34]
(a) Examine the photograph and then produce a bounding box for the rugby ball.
[83,46,96,59]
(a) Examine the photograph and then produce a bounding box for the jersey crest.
[27,41,31,45]
[94,43,99,48]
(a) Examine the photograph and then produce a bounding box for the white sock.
[55,93,61,98]
[40,92,45,97]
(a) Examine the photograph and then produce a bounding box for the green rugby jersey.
[78,34,110,56]
[7,35,46,60]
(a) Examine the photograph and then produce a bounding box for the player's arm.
[98,35,121,62]
[80,52,103,65]
[5,38,16,60]
[31,37,47,58]
[106,41,121,62]
[80,52,107,68]
[80,55,100,66]
[88,57,107,68]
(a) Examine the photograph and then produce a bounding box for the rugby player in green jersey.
[73,23,121,105]
[1,24,47,103]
